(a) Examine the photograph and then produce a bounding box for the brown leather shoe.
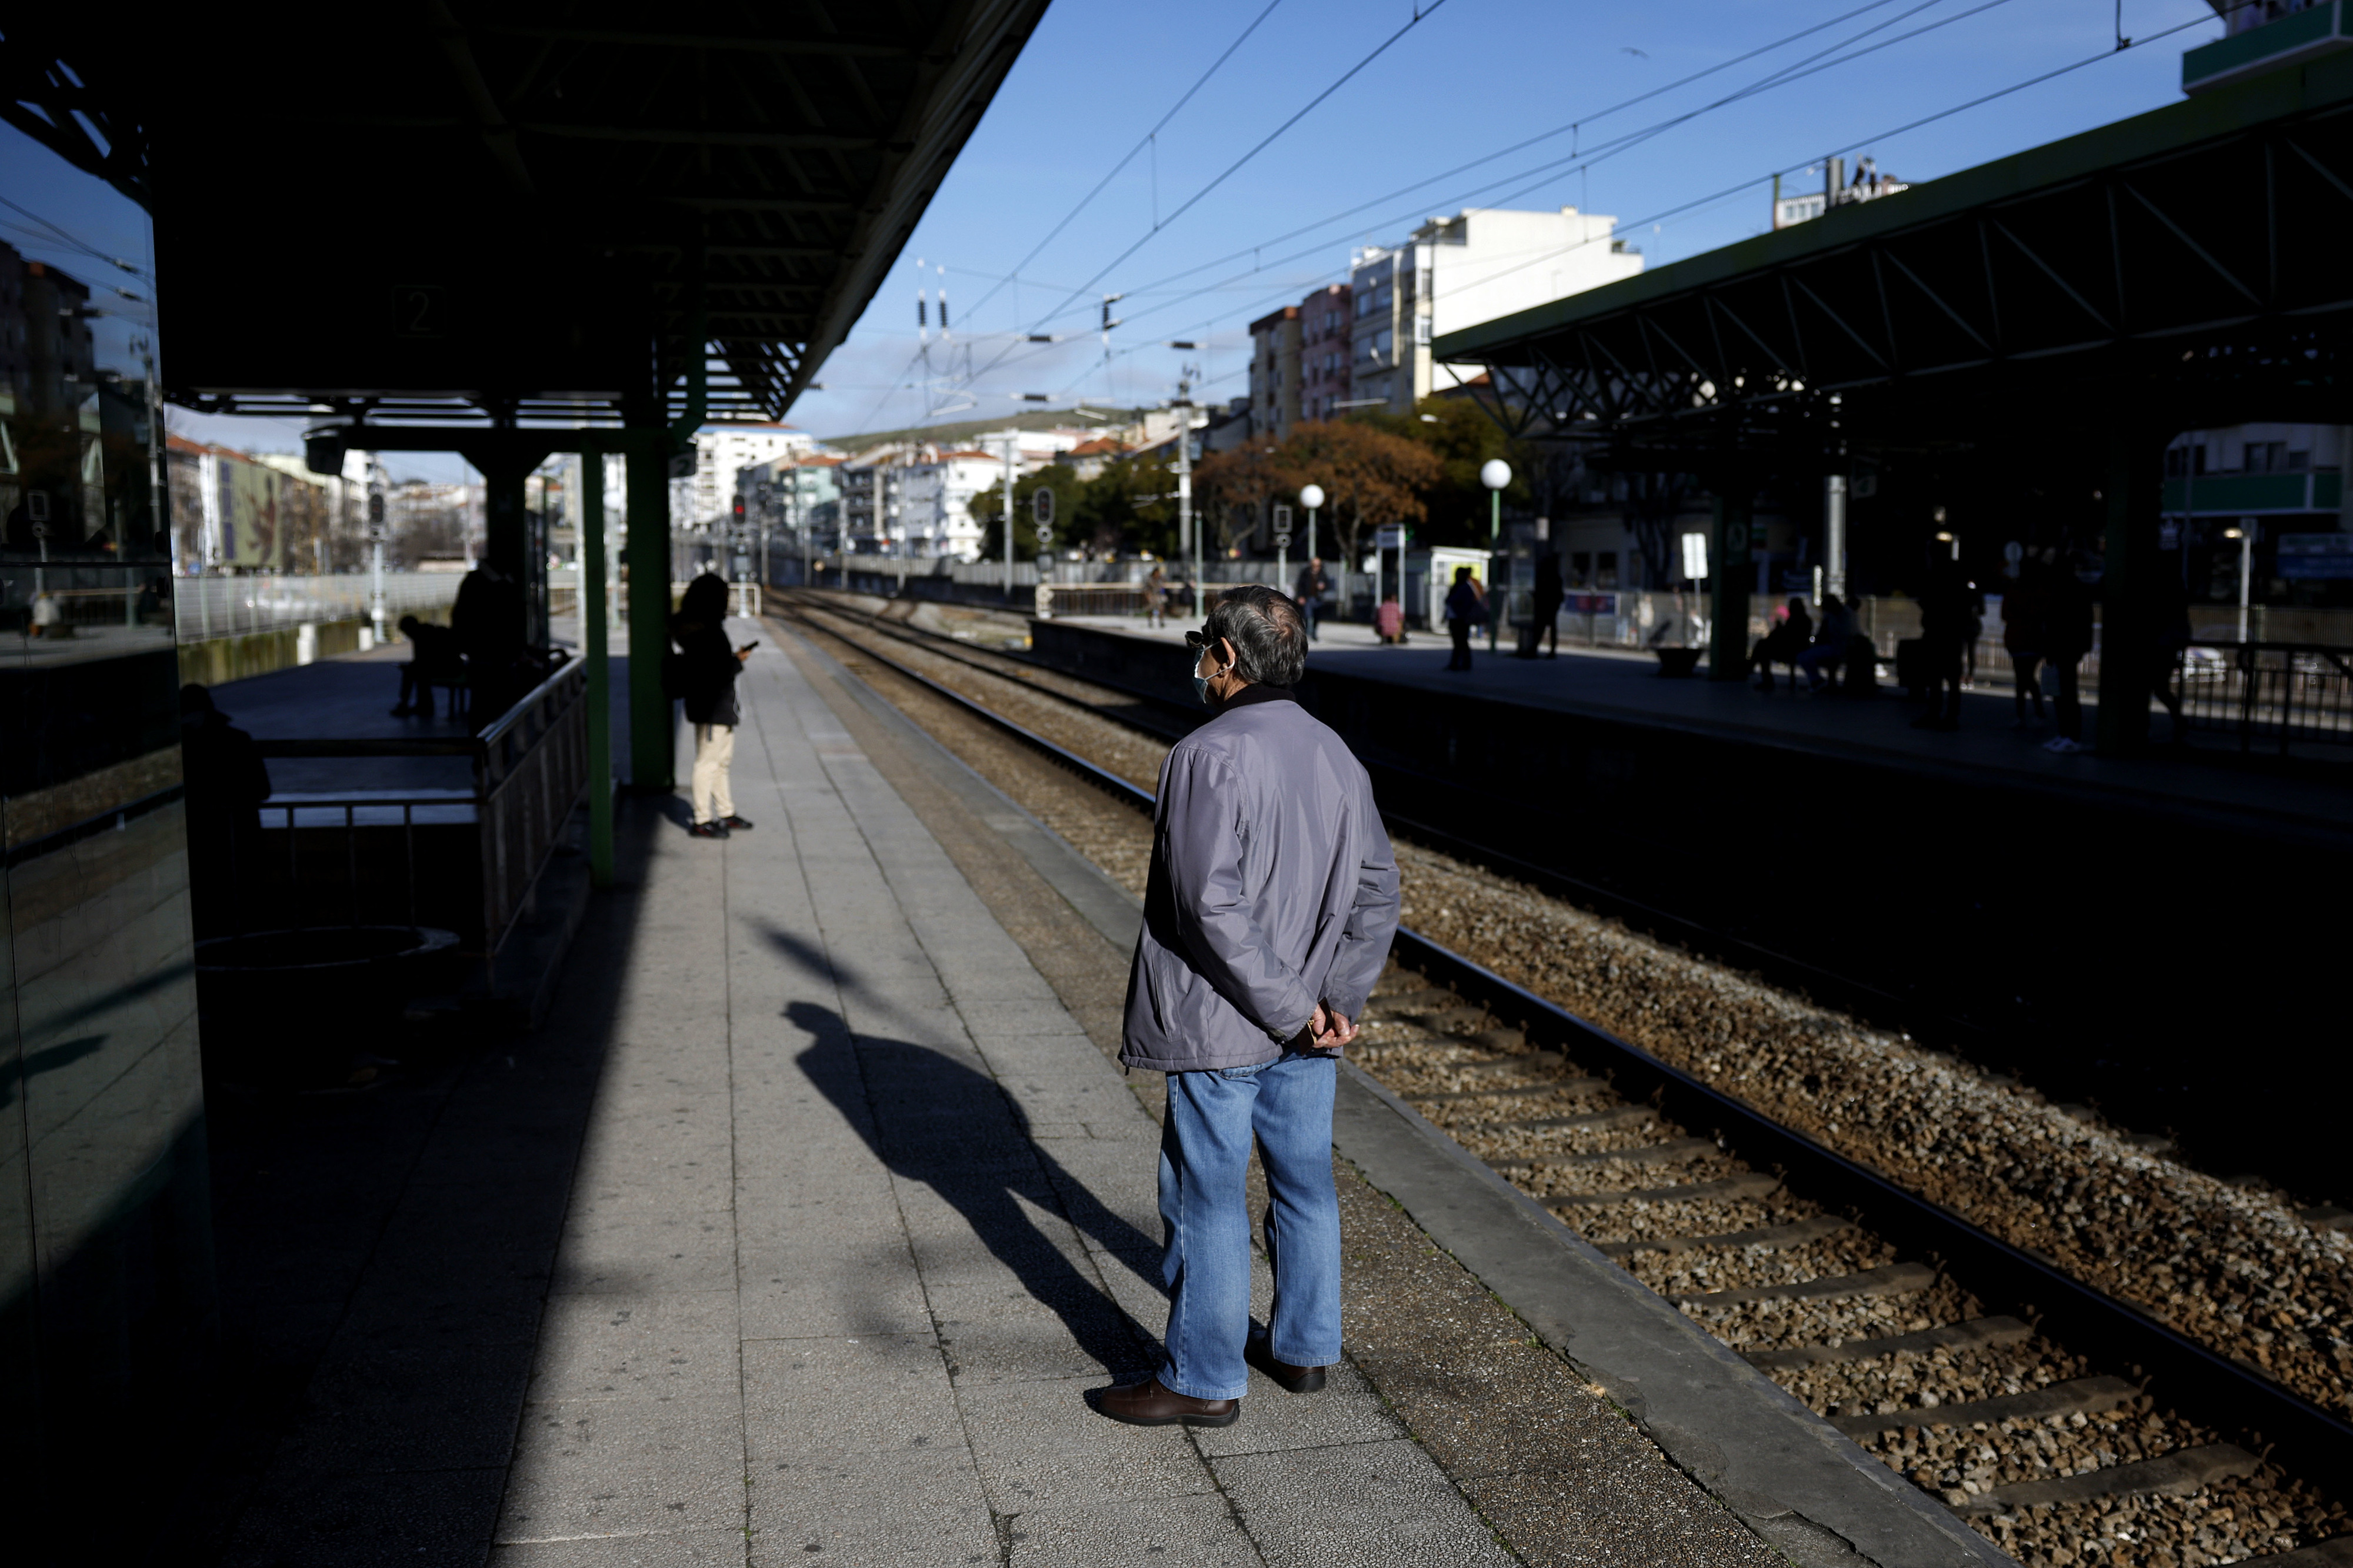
[1094,1376,1239,1428]
[1245,1339,1328,1393]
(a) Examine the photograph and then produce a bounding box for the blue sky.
[5,0,2224,479]
[801,0,2221,438]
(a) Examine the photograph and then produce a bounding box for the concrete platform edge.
[1330,1062,2018,1568]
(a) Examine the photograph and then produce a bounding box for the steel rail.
[775,596,2353,1488]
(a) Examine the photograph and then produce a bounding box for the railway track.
[772,592,2353,1568]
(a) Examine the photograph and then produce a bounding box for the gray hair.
[1203,585,1307,688]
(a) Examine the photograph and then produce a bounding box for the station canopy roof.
[4,3,1051,427]
[1436,53,2353,461]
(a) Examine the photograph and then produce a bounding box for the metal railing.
[251,655,589,957]
[2176,641,2353,754]
[475,658,590,952]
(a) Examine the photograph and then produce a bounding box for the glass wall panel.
[1,111,214,1554]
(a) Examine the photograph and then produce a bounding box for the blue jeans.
[1299,598,1320,640]
[1156,1052,1341,1400]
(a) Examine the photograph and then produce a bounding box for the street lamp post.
[1479,459,1510,543]
[2226,521,2256,642]
[1299,481,1324,576]
[1480,458,1511,651]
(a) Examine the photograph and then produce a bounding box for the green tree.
[1075,453,1179,558]
[971,463,1084,561]
[1360,396,1531,547]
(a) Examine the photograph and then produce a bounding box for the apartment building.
[674,423,816,527]
[1297,283,1354,425]
[1351,206,1643,415]
[1248,305,1302,441]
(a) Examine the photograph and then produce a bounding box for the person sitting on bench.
[1750,596,1813,693]
[391,615,465,718]
[1797,593,1856,692]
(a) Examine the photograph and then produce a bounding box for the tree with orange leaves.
[1274,420,1442,571]
[1190,440,1295,559]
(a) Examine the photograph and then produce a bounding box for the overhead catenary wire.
[952,0,2042,411]
[1010,0,2027,343]
[0,193,152,279]
[1018,8,2218,409]
[859,5,2221,433]
[1417,8,2220,313]
[991,5,2218,407]
[958,0,1290,329]
[1025,0,1454,332]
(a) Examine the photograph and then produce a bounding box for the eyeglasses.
[1184,629,1211,652]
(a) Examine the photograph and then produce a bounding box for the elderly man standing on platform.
[1096,585,1401,1429]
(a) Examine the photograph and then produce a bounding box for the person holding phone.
[1095,586,1400,1430]
[671,573,755,839]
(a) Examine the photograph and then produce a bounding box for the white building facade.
[1351,207,1643,414]
[671,423,817,528]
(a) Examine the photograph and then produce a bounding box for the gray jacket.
[1121,688,1401,1074]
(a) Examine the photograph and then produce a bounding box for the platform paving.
[486,625,1536,1566]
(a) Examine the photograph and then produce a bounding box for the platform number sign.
[1031,486,1054,548]
[391,283,447,338]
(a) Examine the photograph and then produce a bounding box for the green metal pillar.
[1708,486,1754,680]
[2095,422,2168,755]
[625,430,675,791]
[579,439,614,886]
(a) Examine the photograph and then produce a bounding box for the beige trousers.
[691,722,735,823]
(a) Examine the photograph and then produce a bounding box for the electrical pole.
[1003,432,1018,602]
[1175,368,1200,620]
[367,461,388,644]
[1825,473,1848,600]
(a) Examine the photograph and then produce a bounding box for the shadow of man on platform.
[786,998,1159,1379]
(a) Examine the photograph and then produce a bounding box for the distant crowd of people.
[1747,543,2189,752]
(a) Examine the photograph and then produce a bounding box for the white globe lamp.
[1479,459,1511,542]
[1298,484,1325,560]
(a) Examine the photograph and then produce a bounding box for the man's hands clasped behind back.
[1298,1003,1357,1055]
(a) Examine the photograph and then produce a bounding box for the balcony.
[2184,1,2352,93]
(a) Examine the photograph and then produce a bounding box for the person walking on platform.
[671,573,755,838]
[1097,586,1400,1430]
[1145,564,1168,628]
[2001,556,2048,729]
[1519,552,1564,659]
[1442,566,1485,671]
[2140,566,2192,746]
[1912,553,1974,730]
[2042,549,2096,753]
[1292,556,1331,642]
